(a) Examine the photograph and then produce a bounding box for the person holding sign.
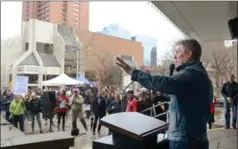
[56,89,69,131]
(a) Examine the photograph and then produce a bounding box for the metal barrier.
[140,101,170,140]
[140,101,170,124]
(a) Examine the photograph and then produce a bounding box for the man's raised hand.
[116,57,133,75]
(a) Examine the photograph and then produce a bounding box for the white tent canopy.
[41,73,83,86]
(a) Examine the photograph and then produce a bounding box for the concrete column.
[11,68,17,90]
[29,20,42,88]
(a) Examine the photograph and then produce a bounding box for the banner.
[14,76,29,95]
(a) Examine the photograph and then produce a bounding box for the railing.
[140,102,170,140]
[140,101,170,124]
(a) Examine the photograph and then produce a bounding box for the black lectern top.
[100,112,167,140]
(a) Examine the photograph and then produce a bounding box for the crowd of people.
[0,85,171,135]
[1,75,236,136]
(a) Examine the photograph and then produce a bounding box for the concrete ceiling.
[152,1,237,42]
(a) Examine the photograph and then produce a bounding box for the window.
[25,43,29,51]
[39,4,44,10]
[44,11,49,16]
[74,4,79,7]
[72,12,79,16]
[27,74,38,84]
[45,16,50,21]
[45,2,50,6]
[74,8,79,12]
[45,6,49,11]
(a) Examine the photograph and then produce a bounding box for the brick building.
[22,1,89,30]
[65,30,144,88]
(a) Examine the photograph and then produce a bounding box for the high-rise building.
[99,24,158,66]
[150,47,157,66]
[99,24,131,40]
[131,35,157,66]
[22,1,89,30]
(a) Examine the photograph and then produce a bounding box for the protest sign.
[14,76,29,95]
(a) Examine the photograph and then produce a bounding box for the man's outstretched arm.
[131,69,192,95]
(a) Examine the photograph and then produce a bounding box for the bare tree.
[144,60,151,66]
[156,43,175,76]
[85,70,97,81]
[88,50,124,88]
[107,66,123,88]
[87,51,112,86]
[64,31,96,76]
[202,41,237,96]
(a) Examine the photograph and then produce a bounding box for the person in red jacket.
[56,89,69,131]
[126,90,139,112]
[208,96,216,129]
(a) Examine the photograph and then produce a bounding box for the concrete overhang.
[151,1,237,42]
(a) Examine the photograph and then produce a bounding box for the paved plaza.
[2,108,237,149]
[23,113,108,149]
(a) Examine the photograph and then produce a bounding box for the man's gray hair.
[175,39,202,61]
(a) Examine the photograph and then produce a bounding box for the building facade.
[66,30,144,90]
[131,35,157,66]
[1,19,82,88]
[99,24,132,40]
[22,1,89,30]
[99,24,158,66]
[150,47,157,66]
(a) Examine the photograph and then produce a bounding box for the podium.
[93,112,169,149]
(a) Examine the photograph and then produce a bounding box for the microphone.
[169,64,175,76]
[122,81,134,95]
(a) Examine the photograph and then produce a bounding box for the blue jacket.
[131,60,213,142]
[107,100,122,114]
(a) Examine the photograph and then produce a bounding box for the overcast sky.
[1,1,185,56]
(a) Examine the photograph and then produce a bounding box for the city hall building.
[1,19,83,89]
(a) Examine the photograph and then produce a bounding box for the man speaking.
[116,39,212,149]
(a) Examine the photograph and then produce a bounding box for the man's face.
[174,45,192,68]
[74,90,79,95]
[110,93,115,98]
[15,95,22,101]
[127,93,133,99]
[116,94,120,102]
[229,75,235,82]
[31,92,36,99]
[6,91,11,96]
[59,89,64,95]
